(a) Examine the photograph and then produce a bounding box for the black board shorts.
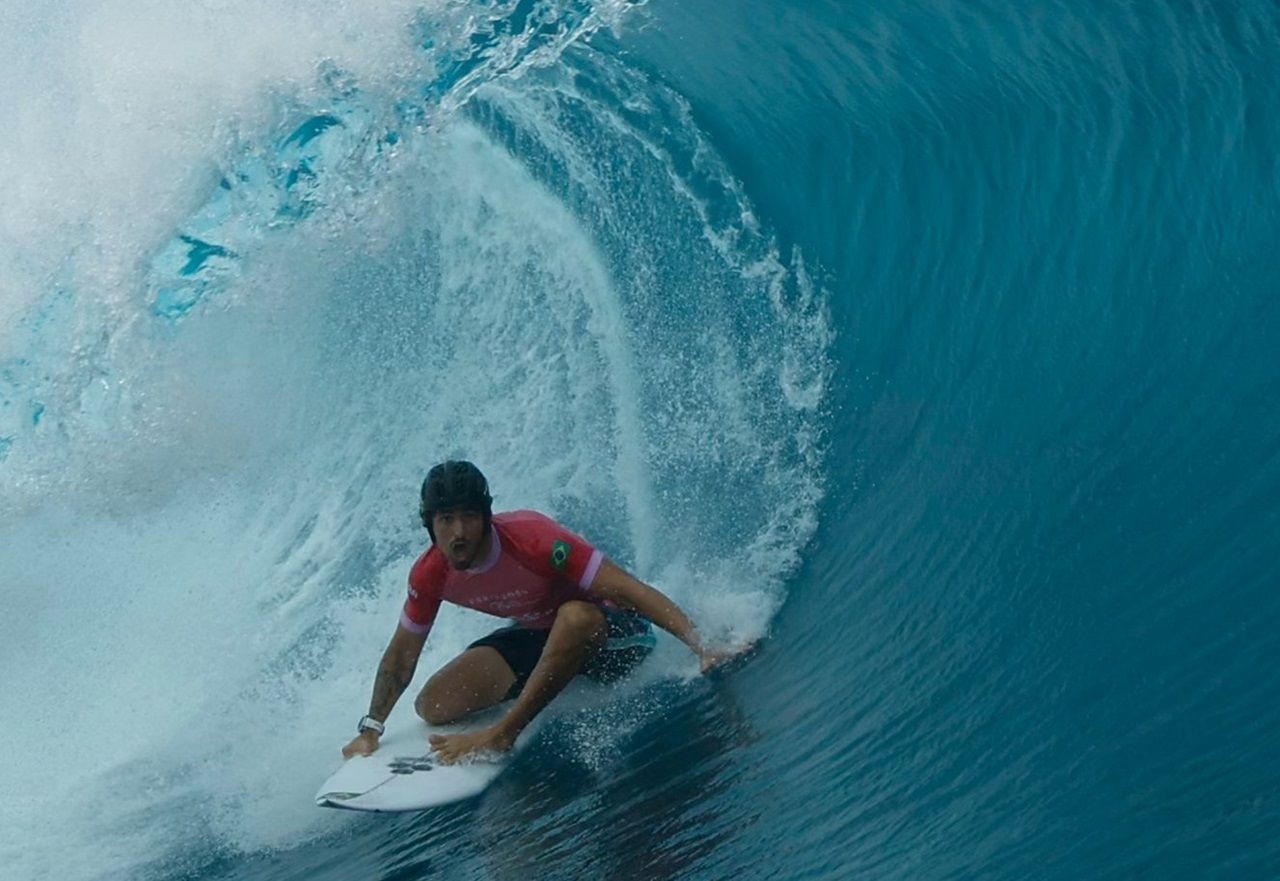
[469,608,656,698]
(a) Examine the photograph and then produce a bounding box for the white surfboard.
[315,710,535,812]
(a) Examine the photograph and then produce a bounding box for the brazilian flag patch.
[550,539,571,571]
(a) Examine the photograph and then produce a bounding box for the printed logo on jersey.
[550,539,571,571]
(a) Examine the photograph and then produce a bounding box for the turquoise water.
[2,0,1278,878]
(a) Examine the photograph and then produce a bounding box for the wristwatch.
[357,715,386,736]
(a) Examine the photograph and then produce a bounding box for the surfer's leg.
[415,646,517,725]
[495,601,608,735]
[581,610,657,683]
[427,602,608,763]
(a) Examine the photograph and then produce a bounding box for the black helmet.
[419,460,493,541]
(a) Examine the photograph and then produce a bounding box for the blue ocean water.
[2,0,1279,878]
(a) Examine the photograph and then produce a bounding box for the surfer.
[342,460,749,764]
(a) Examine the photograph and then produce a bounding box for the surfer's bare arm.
[342,625,427,758]
[370,625,428,717]
[590,559,751,672]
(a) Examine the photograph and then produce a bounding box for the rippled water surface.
[2,1,1278,878]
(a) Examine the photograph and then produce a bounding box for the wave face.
[2,0,1279,879]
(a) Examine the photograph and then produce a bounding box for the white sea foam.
[0,3,830,878]
[0,0,426,325]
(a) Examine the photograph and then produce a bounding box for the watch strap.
[357,715,385,735]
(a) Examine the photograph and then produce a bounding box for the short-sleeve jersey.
[401,510,606,634]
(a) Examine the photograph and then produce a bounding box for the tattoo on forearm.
[369,662,415,720]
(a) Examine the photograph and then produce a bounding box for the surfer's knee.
[552,601,607,643]
[417,699,454,726]
[415,683,454,725]
[419,704,455,726]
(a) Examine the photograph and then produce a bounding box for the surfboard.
[315,710,534,812]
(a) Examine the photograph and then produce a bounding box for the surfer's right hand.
[342,730,380,758]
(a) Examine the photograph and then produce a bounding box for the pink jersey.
[400,510,607,634]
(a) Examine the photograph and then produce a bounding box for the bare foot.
[428,725,516,765]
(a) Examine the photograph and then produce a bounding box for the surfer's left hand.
[698,641,758,674]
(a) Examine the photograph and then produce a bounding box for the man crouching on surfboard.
[342,460,749,765]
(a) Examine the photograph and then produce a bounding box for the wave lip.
[0,2,832,880]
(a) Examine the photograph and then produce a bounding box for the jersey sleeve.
[401,550,444,635]
[501,511,605,589]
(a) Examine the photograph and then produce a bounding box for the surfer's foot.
[429,725,516,764]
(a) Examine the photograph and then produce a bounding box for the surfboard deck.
[316,710,533,812]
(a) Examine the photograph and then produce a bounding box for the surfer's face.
[432,509,487,569]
